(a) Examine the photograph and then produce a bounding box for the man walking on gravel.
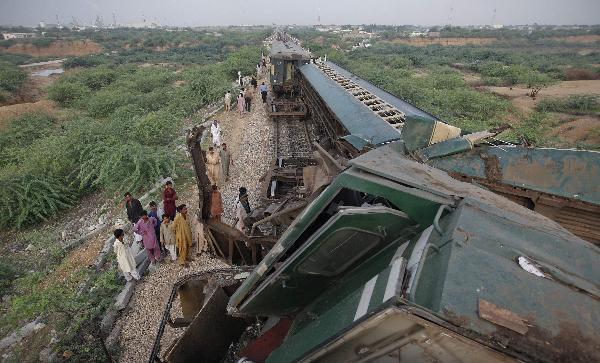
[220,143,233,181]
[244,88,253,112]
[210,119,222,147]
[206,147,222,186]
[113,229,140,282]
[260,82,268,103]
[224,91,231,111]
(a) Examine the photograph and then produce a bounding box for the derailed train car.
[270,40,311,95]
[151,39,600,362]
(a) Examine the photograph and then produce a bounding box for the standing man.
[148,201,164,254]
[244,87,253,112]
[160,214,176,262]
[210,185,224,221]
[220,143,233,182]
[133,210,161,264]
[238,71,242,86]
[173,204,192,267]
[125,192,144,246]
[210,120,222,148]
[250,77,258,90]
[224,91,231,111]
[113,229,140,282]
[205,147,222,186]
[125,192,143,224]
[162,181,177,220]
[260,82,268,104]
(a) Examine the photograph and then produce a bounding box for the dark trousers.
[245,97,252,112]
[261,91,267,103]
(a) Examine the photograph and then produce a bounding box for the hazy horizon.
[1,0,599,28]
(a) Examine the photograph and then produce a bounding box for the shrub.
[77,139,181,193]
[0,61,27,92]
[537,95,600,114]
[0,112,55,152]
[0,167,74,228]
[31,38,54,48]
[86,88,136,117]
[64,55,109,69]
[47,81,90,107]
[133,110,179,145]
[79,67,117,90]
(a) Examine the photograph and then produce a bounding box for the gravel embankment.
[115,79,274,362]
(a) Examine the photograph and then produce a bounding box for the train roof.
[325,61,441,121]
[299,63,402,147]
[270,40,312,60]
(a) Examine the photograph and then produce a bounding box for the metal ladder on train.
[315,62,406,130]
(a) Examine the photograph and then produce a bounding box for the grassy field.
[292,26,600,149]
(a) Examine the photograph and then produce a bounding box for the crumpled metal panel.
[429,146,600,205]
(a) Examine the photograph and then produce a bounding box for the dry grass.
[0,40,102,57]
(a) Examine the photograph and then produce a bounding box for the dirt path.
[114,72,274,363]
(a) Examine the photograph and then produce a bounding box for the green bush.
[31,38,54,48]
[79,67,117,90]
[77,139,181,193]
[0,167,74,228]
[0,112,55,152]
[133,110,179,145]
[537,95,600,114]
[47,81,90,107]
[0,61,27,92]
[86,88,136,117]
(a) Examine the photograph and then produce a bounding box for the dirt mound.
[390,37,497,46]
[549,116,600,146]
[550,35,600,43]
[0,40,102,57]
[0,99,56,129]
[485,80,600,114]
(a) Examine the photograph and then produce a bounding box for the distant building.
[410,31,427,37]
[428,32,441,38]
[2,32,37,40]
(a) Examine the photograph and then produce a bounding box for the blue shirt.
[260,84,268,93]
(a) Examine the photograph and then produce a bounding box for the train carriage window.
[285,63,293,81]
[297,228,382,276]
[296,207,416,277]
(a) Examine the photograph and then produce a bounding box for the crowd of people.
[112,61,268,282]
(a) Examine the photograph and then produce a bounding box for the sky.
[0,0,599,27]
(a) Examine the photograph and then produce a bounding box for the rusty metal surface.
[165,287,247,362]
[429,145,600,206]
[478,299,529,335]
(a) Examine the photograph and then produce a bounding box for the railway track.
[274,117,316,164]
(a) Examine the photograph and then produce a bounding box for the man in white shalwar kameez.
[113,229,140,282]
[234,198,248,233]
[210,120,222,147]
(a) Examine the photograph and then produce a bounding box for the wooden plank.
[478,298,529,334]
